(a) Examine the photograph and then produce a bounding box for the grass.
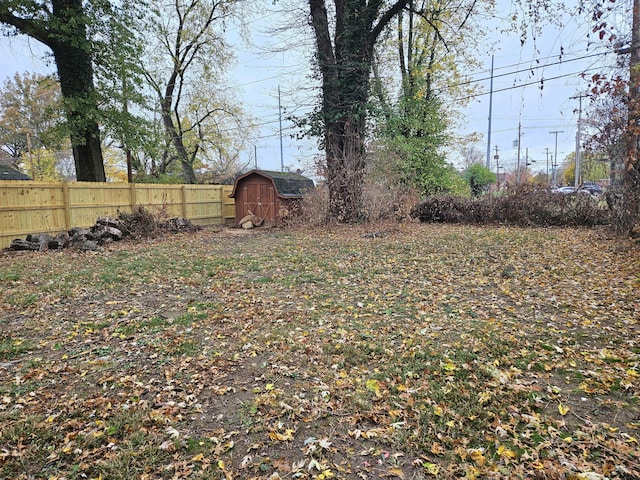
[0,337,34,360]
[0,224,638,479]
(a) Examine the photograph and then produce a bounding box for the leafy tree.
[91,1,155,182]
[0,0,107,181]
[562,151,609,186]
[462,163,496,196]
[585,76,628,187]
[0,72,77,179]
[0,72,65,164]
[369,0,484,199]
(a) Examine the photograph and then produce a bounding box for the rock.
[82,240,98,251]
[49,232,70,249]
[69,227,92,237]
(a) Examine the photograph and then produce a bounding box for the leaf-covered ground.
[1,224,639,479]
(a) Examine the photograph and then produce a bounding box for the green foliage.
[562,152,609,186]
[0,72,73,179]
[132,172,184,184]
[373,92,468,197]
[462,163,497,196]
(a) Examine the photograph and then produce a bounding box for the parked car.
[555,186,575,194]
[580,182,603,196]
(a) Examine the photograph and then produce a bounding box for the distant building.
[0,165,31,181]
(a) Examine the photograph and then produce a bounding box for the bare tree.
[141,0,246,183]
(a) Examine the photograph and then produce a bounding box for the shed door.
[258,183,275,224]
[241,180,276,225]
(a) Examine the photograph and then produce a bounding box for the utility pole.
[549,130,564,187]
[486,55,494,169]
[572,95,587,189]
[278,85,284,172]
[494,145,500,186]
[613,0,639,192]
[516,121,522,184]
[627,0,639,187]
[545,148,551,185]
[26,132,35,180]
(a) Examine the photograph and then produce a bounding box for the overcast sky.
[0,0,631,179]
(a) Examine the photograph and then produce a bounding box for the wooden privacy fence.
[0,181,235,250]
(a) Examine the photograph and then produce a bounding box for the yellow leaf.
[366,379,381,395]
[433,405,443,416]
[469,449,486,466]
[443,361,457,372]
[265,383,275,391]
[217,460,225,470]
[497,444,517,459]
[269,429,294,441]
[191,453,205,462]
[387,466,404,478]
[423,462,439,475]
[558,403,569,416]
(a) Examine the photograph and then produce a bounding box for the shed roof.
[0,165,31,180]
[230,169,314,198]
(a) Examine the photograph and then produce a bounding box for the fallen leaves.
[0,224,639,478]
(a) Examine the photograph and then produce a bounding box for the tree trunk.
[0,0,106,182]
[159,103,198,184]
[309,0,409,222]
[50,0,105,182]
[624,0,640,227]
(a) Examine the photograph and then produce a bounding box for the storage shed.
[229,169,314,226]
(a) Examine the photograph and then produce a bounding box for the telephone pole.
[628,0,639,186]
[549,130,563,186]
[614,0,639,192]
[516,122,522,184]
[278,85,284,172]
[545,148,551,185]
[494,145,500,186]
[571,95,588,189]
[486,55,495,169]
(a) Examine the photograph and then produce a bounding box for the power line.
[463,50,612,84]
[452,66,607,102]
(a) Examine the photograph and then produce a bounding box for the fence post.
[62,182,71,230]
[181,185,187,219]
[130,182,137,213]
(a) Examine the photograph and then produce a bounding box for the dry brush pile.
[410,186,611,228]
[0,224,639,479]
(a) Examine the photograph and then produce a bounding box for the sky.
[0,0,632,180]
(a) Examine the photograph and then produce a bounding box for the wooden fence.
[0,181,235,250]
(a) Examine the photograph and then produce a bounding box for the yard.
[0,224,639,479]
